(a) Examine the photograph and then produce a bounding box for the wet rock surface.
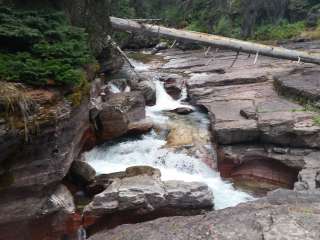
[88,189,320,240]
[83,166,213,231]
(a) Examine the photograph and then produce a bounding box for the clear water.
[85,57,254,209]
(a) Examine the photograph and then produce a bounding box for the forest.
[111,0,320,40]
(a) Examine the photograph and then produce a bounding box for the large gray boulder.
[131,79,156,106]
[83,166,213,229]
[97,91,146,141]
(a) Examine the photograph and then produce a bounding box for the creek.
[85,54,254,210]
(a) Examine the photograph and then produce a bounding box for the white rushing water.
[86,57,254,209]
[109,83,121,93]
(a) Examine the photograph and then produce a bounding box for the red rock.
[81,127,97,152]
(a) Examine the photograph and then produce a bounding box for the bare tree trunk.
[110,17,320,65]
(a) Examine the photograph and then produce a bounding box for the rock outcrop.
[0,185,78,240]
[158,73,185,100]
[131,78,156,106]
[88,189,320,240]
[0,88,91,239]
[144,42,320,192]
[83,166,213,231]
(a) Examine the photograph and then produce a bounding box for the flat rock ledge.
[83,166,213,231]
[274,68,320,105]
[89,189,320,240]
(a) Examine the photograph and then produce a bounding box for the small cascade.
[86,55,254,210]
[109,83,121,93]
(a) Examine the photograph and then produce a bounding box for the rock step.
[88,190,320,240]
[83,166,213,232]
[274,68,320,105]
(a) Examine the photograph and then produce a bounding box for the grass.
[0,82,35,140]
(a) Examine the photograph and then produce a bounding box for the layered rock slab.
[0,185,78,240]
[83,166,213,230]
[275,68,320,104]
[88,189,320,240]
[152,46,320,192]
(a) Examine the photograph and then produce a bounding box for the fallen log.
[110,17,320,65]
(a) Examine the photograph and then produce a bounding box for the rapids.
[85,56,254,209]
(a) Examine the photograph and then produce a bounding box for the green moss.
[0,8,93,87]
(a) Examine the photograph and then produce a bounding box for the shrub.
[0,8,93,87]
[253,21,306,40]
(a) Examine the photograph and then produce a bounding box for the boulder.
[164,82,183,100]
[125,166,161,178]
[97,91,146,141]
[83,166,213,229]
[159,73,184,99]
[131,79,156,106]
[86,166,161,197]
[170,107,194,115]
[86,173,124,197]
[127,118,153,134]
[70,160,96,185]
[88,190,320,240]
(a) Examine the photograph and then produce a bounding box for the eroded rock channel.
[85,43,320,239]
[1,41,320,240]
[64,41,319,238]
